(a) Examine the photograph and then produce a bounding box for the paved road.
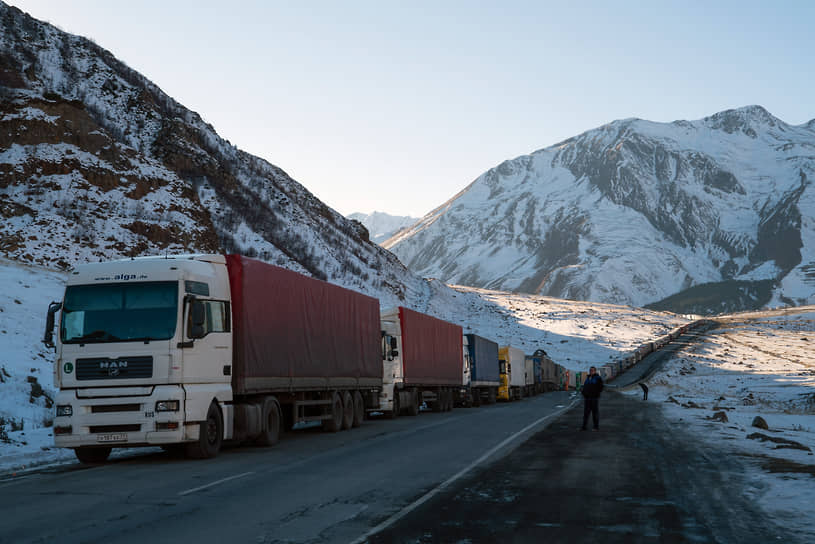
[607,324,716,389]
[368,391,794,544]
[0,392,575,544]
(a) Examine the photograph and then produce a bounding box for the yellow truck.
[497,346,525,401]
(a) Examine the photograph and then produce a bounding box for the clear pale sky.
[8,0,815,217]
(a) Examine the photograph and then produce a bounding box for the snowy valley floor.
[628,308,815,542]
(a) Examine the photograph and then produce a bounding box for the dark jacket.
[582,374,604,399]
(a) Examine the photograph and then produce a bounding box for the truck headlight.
[56,405,73,417]
[155,400,180,412]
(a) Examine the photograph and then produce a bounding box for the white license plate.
[97,433,127,443]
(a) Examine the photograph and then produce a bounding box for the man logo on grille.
[100,360,127,377]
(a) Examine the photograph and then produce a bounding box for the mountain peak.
[701,105,782,137]
[347,211,419,245]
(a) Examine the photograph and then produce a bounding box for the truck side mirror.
[43,301,62,349]
[389,337,398,358]
[190,300,206,339]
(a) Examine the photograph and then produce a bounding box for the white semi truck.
[43,254,382,463]
[378,307,463,416]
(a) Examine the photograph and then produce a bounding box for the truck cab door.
[180,298,233,385]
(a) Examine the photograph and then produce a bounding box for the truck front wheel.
[186,402,223,459]
[74,446,111,464]
[386,390,400,419]
[405,389,419,416]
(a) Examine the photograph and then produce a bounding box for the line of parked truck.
[41,254,687,463]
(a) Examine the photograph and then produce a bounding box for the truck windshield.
[61,282,178,344]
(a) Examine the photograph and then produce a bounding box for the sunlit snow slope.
[386,107,815,312]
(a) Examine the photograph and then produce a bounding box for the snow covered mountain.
[347,211,419,244]
[385,106,815,313]
[0,2,423,306]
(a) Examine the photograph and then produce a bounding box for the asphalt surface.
[0,391,575,544]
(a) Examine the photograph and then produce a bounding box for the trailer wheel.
[322,392,343,432]
[487,388,497,404]
[428,389,441,412]
[186,402,223,459]
[341,391,354,430]
[406,388,420,416]
[352,391,364,427]
[472,390,482,407]
[255,397,281,447]
[74,446,111,464]
[447,389,454,411]
[386,390,400,419]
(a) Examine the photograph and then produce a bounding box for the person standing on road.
[581,366,604,431]
[639,382,649,400]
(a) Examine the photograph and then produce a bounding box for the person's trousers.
[583,398,599,429]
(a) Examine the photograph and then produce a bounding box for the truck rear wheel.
[352,391,364,427]
[341,391,354,430]
[186,402,223,459]
[322,392,343,432]
[74,446,111,464]
[255,397,281,447]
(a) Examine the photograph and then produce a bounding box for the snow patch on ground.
[627,308,815,542]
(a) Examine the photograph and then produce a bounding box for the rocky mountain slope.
[385,106,815,313]
[0,2,422,306]
[347,211,419,244]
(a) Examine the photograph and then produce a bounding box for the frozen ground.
[628,308,815,542]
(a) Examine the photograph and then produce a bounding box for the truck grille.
[76,357,153,380]
[91,404,141,413]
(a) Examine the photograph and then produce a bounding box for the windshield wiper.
[126,336,155,344]
[72,330,121,343]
